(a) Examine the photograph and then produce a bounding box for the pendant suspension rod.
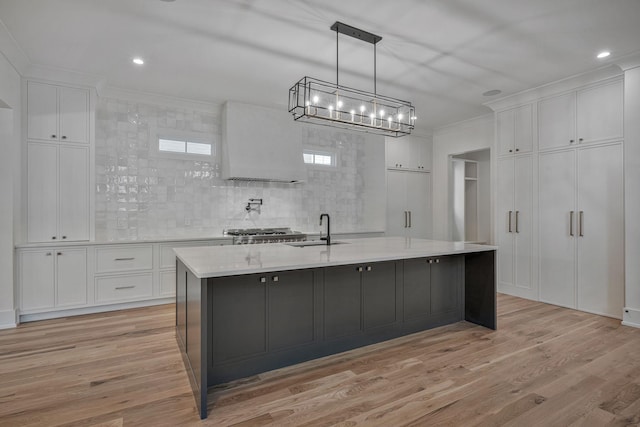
[336,27,339,86]
[374,43,377,95]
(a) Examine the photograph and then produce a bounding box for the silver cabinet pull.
[435,259,440,264]
[428,259,433,264]
[408,211,412,228]
[357,266,363,272]
[508,211,512,233]
[515,211,519,233]
[114,257,135,261]
[115,285,135,290]
[404,211,408,228]
[272,276,279,282]
[259,277,266,283]
[366,266,372,271]
[579,211,584,236]
[570,211,574,236]
[45,252,52,256]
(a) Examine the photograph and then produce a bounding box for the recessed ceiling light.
[132,57,144,65]
[597,51,611,59]
[483,89,502,97]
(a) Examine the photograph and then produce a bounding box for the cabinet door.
[211,275,266,363]
[430,256,461,316]
[386,170,408,237]
[539,150,576,308]
[59,145,89,241]
[56,248,87,307]
[27,81,58,142]
[268,270,315,351]
[576,81,623,145]
[403,258,430,321]
[576,144,624,317]
[406,172,431,238]
[362,261,397,330]
[324,265,362,339]
[514,155,533,290]
[27,143,58,242]
[497,157,515,289]
[514,104,533,153]
[497,109,515,156]
[20,250,55,310]
[59,86,89,144]
[538,92,576,151]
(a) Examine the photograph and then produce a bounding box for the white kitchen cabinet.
[497,155,534,298]
[539,143,623,318]
[497,104,533,156]
[27,81,89,144]
[386,170,431,238]
[386,137,429,170]
[27,142,89,242]
[19,248,87,311]
[538,80,623,151]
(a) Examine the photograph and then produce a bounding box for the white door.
[27,81,58,142]
[576,81,623,145]
[539,150,576,308]
[538,92,576,151]
[56,248,87,307]
[59,145,89,241]
[27,143,58,242]
[20,250,55,310]
[406,172,431,238]
[576,144,624,317]
[497,109,515,156]
[514,104,533,154]
[514,155,533,290]
[497,157,515,288]
[59,86,89,144]
[386,170,408,236]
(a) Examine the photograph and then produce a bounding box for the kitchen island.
[174,237,496,419]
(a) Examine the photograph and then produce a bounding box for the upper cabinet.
[497,104,533,156]
[27,81,90,144]
[538,79,622,151]
[386,136,430,170]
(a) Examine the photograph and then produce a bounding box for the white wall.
[623,64,640,326]
[0,53,20,328]
[432,115,494,241]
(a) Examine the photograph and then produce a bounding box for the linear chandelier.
[289,22,416,137]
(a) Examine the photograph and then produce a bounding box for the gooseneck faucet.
[319,213,331,246]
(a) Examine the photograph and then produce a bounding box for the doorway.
[450,149,490,243]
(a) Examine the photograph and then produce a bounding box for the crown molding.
[433,113,493,136]
[0,18,29,75]
[615,52,640,71]
[100,85,222,114]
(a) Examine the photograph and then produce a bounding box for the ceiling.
[1,0,639,131]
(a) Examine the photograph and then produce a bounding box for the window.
[303,149,336,167]
[159,138,212,156]
[154,129,215,160]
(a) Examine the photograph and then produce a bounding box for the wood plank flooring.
[2,294,640,426]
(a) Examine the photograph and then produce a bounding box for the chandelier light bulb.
[313,95,319,104]
[379,110,385,117]
[360,105,366,112]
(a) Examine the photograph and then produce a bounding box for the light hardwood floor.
[2,294,640,426]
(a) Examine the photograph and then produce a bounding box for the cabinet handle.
[579,211,584,237]
[357,266,363,272]
[428,259,433,264]
[570,139,574,143]
[52,236,57,240]
[45,252,52,256]
[51,134,56,139]
[259,277,266,283]
[115,257,135,261]
[515,148,519,152]
[435,259,440,264]
[62,236,67,239]
[366,266,372,271]
[515,211,519,233]
[570,211,574,236]
[272,276,279,282]
[115,285,135,290]
[579,138,583,142]
[408,211,412,228]
[508,211,512,233]
[57,252,62,256]
[404,211,408,228]
[509,149,513,153]
[61,135,67,139]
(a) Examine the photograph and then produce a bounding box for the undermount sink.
[285,240,349,247]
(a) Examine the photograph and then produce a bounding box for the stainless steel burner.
[224,228,307,244]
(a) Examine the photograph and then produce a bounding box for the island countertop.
[174,237,496,279]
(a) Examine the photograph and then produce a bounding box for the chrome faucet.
[319,213,331,246]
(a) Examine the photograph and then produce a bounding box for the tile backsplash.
[95,97,385,241]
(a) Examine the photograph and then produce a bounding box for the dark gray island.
[174,237,496,419]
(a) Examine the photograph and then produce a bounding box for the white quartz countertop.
[174,237,497,279]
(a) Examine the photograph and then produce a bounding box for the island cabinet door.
[267,269,315,351]
[430,255,463,321]
[403,258,431,323]
[211,275,267,363]
[324,265,363,340]
[362,261,398,330]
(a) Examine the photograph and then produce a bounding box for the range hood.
[222,101,305,183]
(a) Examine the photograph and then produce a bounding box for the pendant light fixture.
[289,22,416,137]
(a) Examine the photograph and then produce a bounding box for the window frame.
[303,148,338,168]
[153,128,216,161]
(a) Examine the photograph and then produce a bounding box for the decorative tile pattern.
[95,97,383,241]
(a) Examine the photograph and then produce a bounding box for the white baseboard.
[497,283,538,301]
[0,309,18,329]
[622,307,640,328]
[19,298,174,323]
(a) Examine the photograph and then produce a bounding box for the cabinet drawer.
[95,273,153,303]
[95,245,153,273]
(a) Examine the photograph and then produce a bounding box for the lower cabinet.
[20,248,87,311]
